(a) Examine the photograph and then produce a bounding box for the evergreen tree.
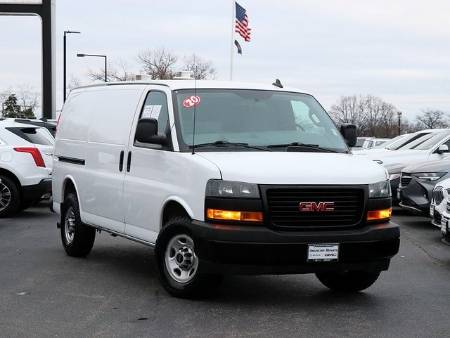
[2,94,21,118]
[1,94,36,119]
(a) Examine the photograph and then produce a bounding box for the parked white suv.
[0,119,53,217]
[430,178,450,243]
[53,81,399,297]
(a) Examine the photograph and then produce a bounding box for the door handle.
[119,150,124,172]
[127,151,132,172]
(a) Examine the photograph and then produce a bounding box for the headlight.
[412,172,445,182]
[206,180,260,198]
[369,180,391,198]
[389,173,401,181]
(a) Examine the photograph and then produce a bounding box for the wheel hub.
[175,246,194,270]
[64,208,76,244]
[165,234,199,284]
[0,182,11,211]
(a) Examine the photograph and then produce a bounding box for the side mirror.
[340,124,357,147]
[437,144,449,154]
[135,118,167,145]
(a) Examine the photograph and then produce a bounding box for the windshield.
[173,89,348,152]
[388,132,429,150]
[6,127,54,146]
[355,138,366,147]
[405,132,449,150]
[376,135,403,149]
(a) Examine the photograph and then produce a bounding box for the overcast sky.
[1,0,450,119]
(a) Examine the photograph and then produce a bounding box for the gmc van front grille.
[264,186,365,229]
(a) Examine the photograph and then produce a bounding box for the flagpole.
[230,0,235,80]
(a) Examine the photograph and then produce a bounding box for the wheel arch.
[61,175,82,211]
[160,197,194,229]
[0,168,22,191]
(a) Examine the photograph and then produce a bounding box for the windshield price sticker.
[183,95,201,108]
[307,244,339,262]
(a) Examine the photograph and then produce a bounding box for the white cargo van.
[53,81,399,297]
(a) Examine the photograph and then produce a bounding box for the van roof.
[71,80,308,94]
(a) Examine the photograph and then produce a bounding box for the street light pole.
[77,53,108,82]
[63,30,81,102]
[397,111,402,136]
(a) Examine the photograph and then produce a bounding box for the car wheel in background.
[156,217,223,298]
[61,193,96,257]
[0,175,21,218]
[442,221,450,244]
[316,270,381,292]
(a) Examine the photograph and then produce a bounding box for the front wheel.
[316,270,381,292]
[156,217,222,298]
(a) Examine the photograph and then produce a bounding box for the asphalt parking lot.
[1,206,449,338]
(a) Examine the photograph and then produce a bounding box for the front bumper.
[190,220,400,275]
[22,179,52,202]
[399,178,435,214]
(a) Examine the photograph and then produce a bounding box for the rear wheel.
[0,175,21,218]
[316,270,380,292]
[61,193,96,257]
[156,217,222,298]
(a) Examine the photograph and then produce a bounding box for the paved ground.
[0,206,449,338]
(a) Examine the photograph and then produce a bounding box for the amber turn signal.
[367,208,392,221]
[206,209,263,223]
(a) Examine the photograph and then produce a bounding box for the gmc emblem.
[299,201,335,212]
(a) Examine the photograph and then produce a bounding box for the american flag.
[235,2,251,42]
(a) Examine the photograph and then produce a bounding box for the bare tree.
[330,95,366,129]
[88,59,133,82]
[183,54,216,79]
[330,95,400,137]
[16,85,39,113]
[137,48,178,80]
[67,75,82,91]
[416,109,448,129]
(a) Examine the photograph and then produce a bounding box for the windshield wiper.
[192,140,270,151]
[266,142,339,153]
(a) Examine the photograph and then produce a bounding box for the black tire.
[0,175,21,218]
[61,193,96,257]
[316,270,381,292]
[156,217,222,298]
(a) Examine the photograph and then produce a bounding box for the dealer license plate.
[307,244,339,262]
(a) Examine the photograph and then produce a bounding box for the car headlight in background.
[412,172,446,182]
[369,180,391,198]
[389,173,401,181]
[206,180,260,198]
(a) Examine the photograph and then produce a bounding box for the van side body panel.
[53,86,146,233]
